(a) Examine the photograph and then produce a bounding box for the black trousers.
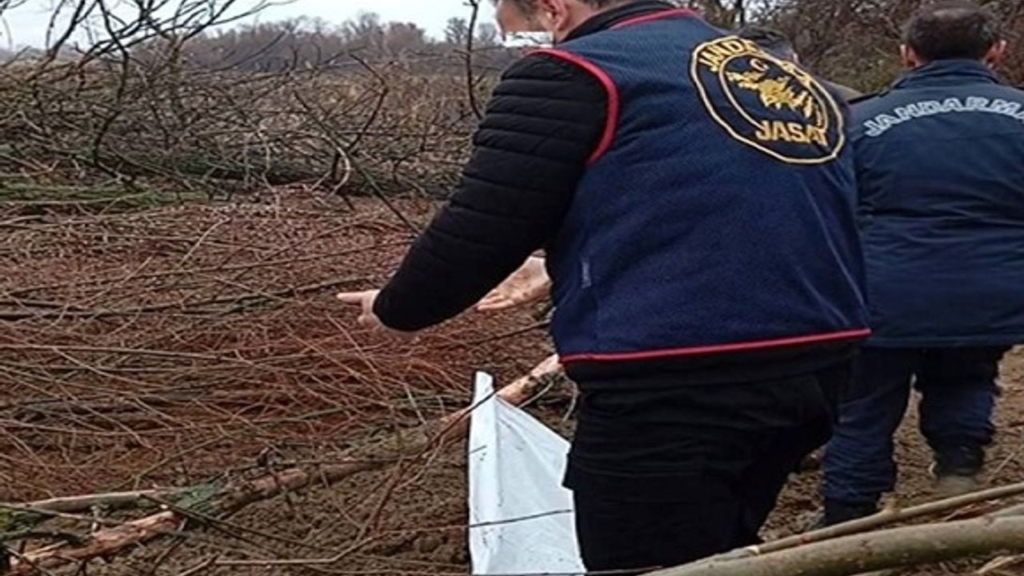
[566,362,852,573]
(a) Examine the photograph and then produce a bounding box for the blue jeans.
[823,346,1007,505]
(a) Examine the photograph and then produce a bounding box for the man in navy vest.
[821,1,1024,526]
[474,24,862,315]
[339,0,869,570]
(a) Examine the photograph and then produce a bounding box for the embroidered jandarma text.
[864,96,1024,137]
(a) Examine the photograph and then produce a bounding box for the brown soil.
[4,196,1023,576]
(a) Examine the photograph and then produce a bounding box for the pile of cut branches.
[1,190,557,575]
[0,193,542,490]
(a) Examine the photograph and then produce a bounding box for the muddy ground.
[3,196,1023,576]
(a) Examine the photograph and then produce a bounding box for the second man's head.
[901,1,1006,68]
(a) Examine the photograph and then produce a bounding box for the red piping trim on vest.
[533,49,619,165]
[610,7,699,29]
[559,328,872,364]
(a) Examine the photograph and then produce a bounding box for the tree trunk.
[650,516,1024,576]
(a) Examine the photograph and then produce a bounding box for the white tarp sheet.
[468,371,585,575]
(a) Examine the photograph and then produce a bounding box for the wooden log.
[972,503,1024,574]
[8,512,181,575]
[13,489,190,515]
[691,479,1024,567]
[650,516,1024,576]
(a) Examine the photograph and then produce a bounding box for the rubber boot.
[810,500,878,530]
[931,445,984,497]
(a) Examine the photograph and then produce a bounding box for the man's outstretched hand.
[339,256,550,334]
[336,289,416,339]
[476,256,551,312]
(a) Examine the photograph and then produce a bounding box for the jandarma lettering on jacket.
[863,96,1024,137]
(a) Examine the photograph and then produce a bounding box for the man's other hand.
[476,256,552,312]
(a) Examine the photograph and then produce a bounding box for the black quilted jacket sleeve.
[373,53,607,332]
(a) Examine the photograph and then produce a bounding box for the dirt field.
[2,195,1022,575]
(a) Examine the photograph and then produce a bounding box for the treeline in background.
[0,0,1021,202]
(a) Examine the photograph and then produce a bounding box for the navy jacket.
[853,60,1024,347]
[543,10,869,363]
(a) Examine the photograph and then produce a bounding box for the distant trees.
[756,0,1024,91]
[0,2,507,199]
[671,0,1024,91]
[444,17,471,46]
[3,0,1021,94]
[162,12,514,74]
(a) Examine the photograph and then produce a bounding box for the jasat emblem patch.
[691,37,845,164]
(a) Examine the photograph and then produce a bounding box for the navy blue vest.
[541,9,869,363]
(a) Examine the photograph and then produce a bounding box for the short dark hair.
[902,1,1001,61]
[736,25,797,61]
[502,0,630,11]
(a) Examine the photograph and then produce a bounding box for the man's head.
[736,25,800,63]
[901,1,1006,68]
[493,0,633,42]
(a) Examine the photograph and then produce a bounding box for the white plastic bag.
[468,371,585,575]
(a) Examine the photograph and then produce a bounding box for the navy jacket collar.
[563,1,675,43]
[893,59,1001,90]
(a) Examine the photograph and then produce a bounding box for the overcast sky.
[0,0,497,49]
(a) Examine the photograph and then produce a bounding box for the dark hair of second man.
[736,25,797,60]
[903,1,1001,61]
[502,0,631,11]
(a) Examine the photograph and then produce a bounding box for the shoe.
[808,500,878,530]
[931,469,981,496]
[931,446,984,497]
[929,461,982,497]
